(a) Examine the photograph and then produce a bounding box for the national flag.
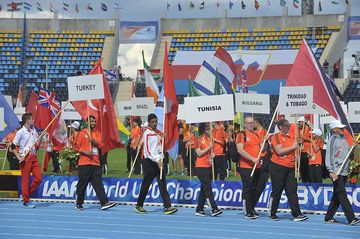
[188,79,201,97]
[23,2,32,10]
[178,2,182,11]
[199,1,205,9]
[52,117,68,148]
[75,3,79,13]
[101,2,108,11]
[293,0,299,8]
[163,42,179,157]
[193,47,236,95]
[114,3,121,9]
[104,67,117,81]
[167,2,170,11]
[345,0,349,5]
[63,2,69,11]
[117,119,130,145]
[7,2,22,11]
[34,88,61,142]
[143,50,160,103]
[37,2,43,11]
[229,1,234,9]
[331,0,339,4]
[241,0,246,9]
[71,59,121,155]
[190,1,195,9]
[318,1,322,12]
[49,2,54,12]
[25,91,39,117]
[15,86,22,108]
[0,92,20,141]
[214,69,222,95]
[255,0,260,10]
[216,2,220,8]
[0,5,2,12]
[280,0,286,7]
[286,39,352,135]
[87,4,93,11]
[267,0,271,8]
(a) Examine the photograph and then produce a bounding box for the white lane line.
[0,232,102,239]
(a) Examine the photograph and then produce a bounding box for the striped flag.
[37,2,43,11]
[104,67,117,81]
[142,50,159,103]
[23,2,32,11]
[87,4,93,11]
[49,2,54,13]
[63,2,69,11]
[101,2,108,11]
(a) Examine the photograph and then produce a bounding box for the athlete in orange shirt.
[212,122,227,180]
[130,119,142,175]
[75,116,116,211]
[183,123,196,176]
[268,119,308,222]
[297,117,311,183]
[308,128,324,183]
[195,123,222,217]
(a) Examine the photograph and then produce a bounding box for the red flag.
[286,39,352,134]
[163,42,179,153]
[34,88,61,139]
[26,91,39,117]
[71,59,121,154]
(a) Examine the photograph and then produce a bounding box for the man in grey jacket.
[325,120,359,225]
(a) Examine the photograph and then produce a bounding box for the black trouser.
[182,148,196,176]
[300,152,310,183]
[100,152,108,175]
[195,167,218,211]
[214,155,227,180]
[269,162,302,217]
[126,144,132,172]
[308,164,322,183]
[239,167,268,214]
[325,175,355,223]
[132,149,141,175]
[136,158,171,208]
[7,152,19,170]
[51,150,61,172]
[76,165,108,206]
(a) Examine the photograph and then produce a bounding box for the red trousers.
[42,151,51,172]
[20,156,42,203]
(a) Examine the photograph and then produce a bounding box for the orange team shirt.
[256,128,267,141]
[183,131,196,149]
[195,135,212,168]
[270,133,296,168]
[344,128,353,147]
[308,138,324,165]
[213,128,227,156]
[235,130,261,169]
[130,126,141,150]
[300,125,311,153]
[77,129,104,166]
[69,132,80,151]
[5,131,17,152]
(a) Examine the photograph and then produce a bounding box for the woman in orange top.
[308,128,324,183]
[297,117,311,183]
[195,123,222,217]
[268,119,308,222]
[183,123,196,177]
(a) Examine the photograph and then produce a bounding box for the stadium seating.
[343,80,360,132]
[165,26,340,63]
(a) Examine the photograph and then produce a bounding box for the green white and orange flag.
[142,50,159,103]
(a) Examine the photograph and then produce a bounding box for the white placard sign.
[0,108,4,131]
[61,101,82,120]
[117,101,132,116]
[67,74,104,101]
[235,93,270,114]
[131,97,154,116]
[177,104,186,120]
[14,107,25,121]
[279,86,313,114]
[184,95,234,123]
[318,101,347,124]
[348,102,360,123]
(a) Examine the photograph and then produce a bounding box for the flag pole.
[160,96,166,180]
[210,122,215,181]
[1,145,9,171]
[87,100,91,150]
[128,150,140,178]
[337,134,360,175]
[20,101,69,162]
[297,119,306,182]
[250,104,279,177]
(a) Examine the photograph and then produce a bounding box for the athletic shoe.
[134,206,147,214]
[23,202,36,209]
[101,202,116,210]
[349,218,360,226]
[293,214,309,222]
[245,213,257,219]
[252,210,260,218]
[164,207,178,215]
[325,218,339,224]
[211,208,223,217]
[75,204,84,211]
[269,215,279,221]
[195,210,206,217]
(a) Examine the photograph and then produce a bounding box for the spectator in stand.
[322,59,329,74]
[333,60,340,78]
[308,128,324,183]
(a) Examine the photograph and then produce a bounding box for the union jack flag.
[38,88,60,116]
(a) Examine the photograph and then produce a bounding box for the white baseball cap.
[70,121,80,130]
[297,116,306,122]
[311,128,322,136]
[141,122,148,128]
[329,120,346,129]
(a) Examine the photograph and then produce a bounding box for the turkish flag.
[71,59,121,154]
[26,91,39,118]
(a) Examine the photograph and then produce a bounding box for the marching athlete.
[12,113,42,208]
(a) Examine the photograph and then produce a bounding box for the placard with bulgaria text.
[235,93,270,114]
